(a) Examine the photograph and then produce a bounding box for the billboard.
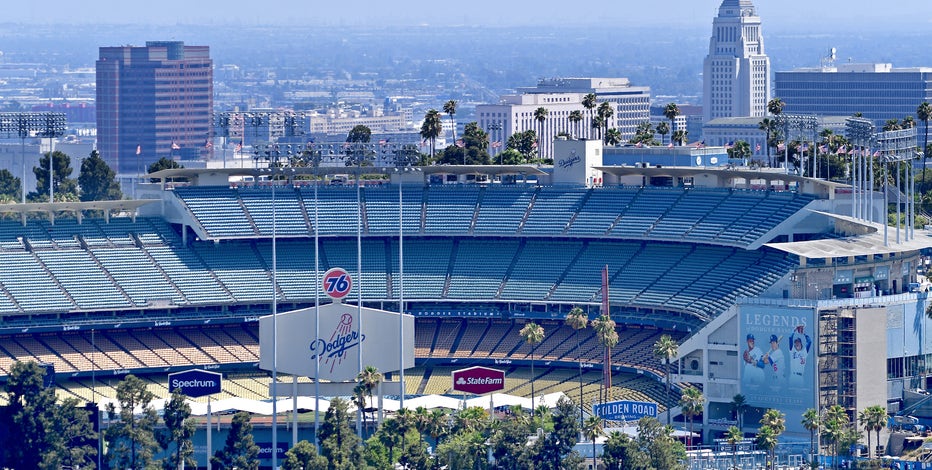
[592,400,657,422]
[258,302,415,382]
[167,369,223,398]
[739,304,816,435]
[452,366,505,394]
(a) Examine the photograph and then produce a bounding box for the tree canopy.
[0,360,97,469]
[78,149,123,201]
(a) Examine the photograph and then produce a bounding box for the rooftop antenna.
[820,47,837,69]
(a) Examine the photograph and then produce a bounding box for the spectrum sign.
[167,369,223,398]
[452,366,506,394]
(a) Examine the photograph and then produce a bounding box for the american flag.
[837,145,847,154]
[777,143,786,151]
[455,139,465,148]
[635,142,643,148]
[235,141,243,152]
[491,141,502,148]
[171,142,181,150]
[667,142,674,148]
[205,140,213,149]
[725,141,734,149]
[755,143,761,152]
[136,145,142,155]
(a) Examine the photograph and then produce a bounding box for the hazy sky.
[5,0,930,30]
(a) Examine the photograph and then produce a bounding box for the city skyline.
[5,0,931,30]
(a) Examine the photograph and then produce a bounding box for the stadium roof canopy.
[0,199,159,222]
[595,166,845,197]
[767,212,932,258]
[148,165,547,184]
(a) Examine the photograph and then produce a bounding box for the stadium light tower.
[0,113,66,203]
[394,150,421,411]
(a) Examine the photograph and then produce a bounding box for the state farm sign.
[452,366,505,394]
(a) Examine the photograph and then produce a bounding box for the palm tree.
[519,322,545,411]
[822,405,849,470]
[802,408,819,460]
[730,140,752,162]
[565,307,588,429]
[568,110,583,139]
[679,387,704,449]
[860,405,887,459]
[420,110,443,160]
[730,394,748,430]
[664,102,680,137]
[591,116,605,143]
[396,407,416,456]
[443,100,458,144]
[884,118,902,132]
[857,408,872,460]
[759,409,786,470]
[426,408,448,445]
[903,115,916,129]
[582,93,598,139]
[758,117,777,166]
[583,415,604,470]
[768,97,785,116]
[591,314,618,405]
[918,102,932,187]
[726,425,743,470]
[656,121,670,145]
[605,128,622,146]
[756,425,779,470]
[356,365,383,431]
[378,417,401,463]
[653,334,678,425]
[533,107,549,160]
[672,129,689,147]
[597,102,614,143]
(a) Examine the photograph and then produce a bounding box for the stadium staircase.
[442,240,457,297]
[467,188,483,235]
[515,187,537,234]
[85,246,135,304]
[562,190,592,235]
[416,367,432,395]
[294,188,315,232]
[446,320,469,355]
[29,251,77,308]
[359,190,370,234]
[237,195,260,236]
[544,241,588,301]
[497,240,526,299]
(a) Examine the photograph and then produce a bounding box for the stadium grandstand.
[0,138,929,453]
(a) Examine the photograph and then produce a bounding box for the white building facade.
[702,0,771,123]
[476,78,650,159]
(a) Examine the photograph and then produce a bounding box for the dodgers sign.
[167,369,223,398]
[259,302,415,381]
[592,400,657,422]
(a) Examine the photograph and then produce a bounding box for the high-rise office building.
[476,78,650,159]
[702,0,770,123]
[775,63,932,128]
[96,41,213,175]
